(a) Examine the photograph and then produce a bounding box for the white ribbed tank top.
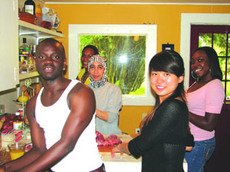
[35,80,102,171]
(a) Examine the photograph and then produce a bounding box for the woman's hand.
[111,145,123,158]
[111,142,130,158]
[186,146,193,152]
[95,109,108,121]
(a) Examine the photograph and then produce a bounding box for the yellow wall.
[46,3,230,134]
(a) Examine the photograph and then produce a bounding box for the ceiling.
[44,0,230,4]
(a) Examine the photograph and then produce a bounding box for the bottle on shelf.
[20,49,28,74]
[19,38,31,74]
[28,53,35,72]
[35,2,42,25]
[17,108,24,118]
[19,38,29,55]
[24,46,30,57]
[17,107,29,126]
[13,112,23,130]
[31,44,37,56]
[24,0,35,16]
[20,56,28,74]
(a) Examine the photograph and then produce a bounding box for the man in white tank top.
[0,38,103,172]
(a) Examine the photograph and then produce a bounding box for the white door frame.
[180,13,230,89]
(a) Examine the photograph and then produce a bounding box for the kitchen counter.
[98,134,188,172]
[101,153,141,172]
[100,150,188,172]
[99,146,141,172]
[1,133,187,171]
[98,134,141,171]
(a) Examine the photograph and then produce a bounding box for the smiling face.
[150,71,184,103]
[89,62,105,82]
[191,50,212,81]
[35,41,65,81]
[81,48,95,69]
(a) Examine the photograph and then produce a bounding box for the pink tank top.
[187,79,224,141]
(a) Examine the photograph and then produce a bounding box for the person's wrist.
[118,143,125,152]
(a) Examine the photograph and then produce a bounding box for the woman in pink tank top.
[185,47,225,172]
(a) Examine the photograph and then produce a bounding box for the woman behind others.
[112,50,189,172]
[185,47,225,172]
[88,55,122,135]
[76,45,99,85]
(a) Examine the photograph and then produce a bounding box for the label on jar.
[25,5,34,15]
[13,122,23,130]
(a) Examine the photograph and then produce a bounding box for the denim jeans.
[185,137,215,172]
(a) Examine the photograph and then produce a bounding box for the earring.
[63,64,67,71]
[191,71,199,82]
[191,71,197,80]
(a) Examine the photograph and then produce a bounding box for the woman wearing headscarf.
[88,55,122,135]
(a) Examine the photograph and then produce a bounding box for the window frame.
[68,24,157,105]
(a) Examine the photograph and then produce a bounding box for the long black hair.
[82,45,99,55]
[149,50,186,107]
[140,50,186,128]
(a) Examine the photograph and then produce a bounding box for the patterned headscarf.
[88,55,107,88]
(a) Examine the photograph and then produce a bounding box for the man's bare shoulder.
[67,82,95,110]
[71,82,93,93]
[69,82,94,99]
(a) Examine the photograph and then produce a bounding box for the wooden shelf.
[19,72,39,80]
[18,20,64,38]
[18,20,65,81]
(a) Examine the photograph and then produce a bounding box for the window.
[69,25,157,105]
[79,35,146,96]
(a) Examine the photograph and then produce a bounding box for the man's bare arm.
[17,83,96,171]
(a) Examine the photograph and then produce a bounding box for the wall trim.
[45,2,230,5]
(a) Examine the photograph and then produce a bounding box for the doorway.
[189,24,230,172]
[181,13,230,172]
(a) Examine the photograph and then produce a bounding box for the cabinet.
[0,0,64,92]
[0,0,18,92]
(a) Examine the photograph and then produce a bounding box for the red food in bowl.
[19,12,36,24]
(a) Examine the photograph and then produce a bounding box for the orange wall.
[46,3,230,134]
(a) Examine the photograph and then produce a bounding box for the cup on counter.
[0,147,6,164]
[8,142,25,160]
